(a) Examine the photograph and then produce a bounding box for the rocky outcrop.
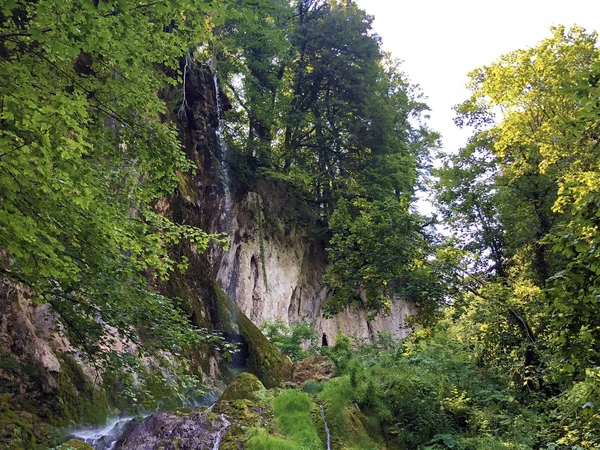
[0,279,109,449]
[117,373,270,450]
[115,409,229,450]
[214,186,416,345]
[166,61,417,346]
[289,355,335,388]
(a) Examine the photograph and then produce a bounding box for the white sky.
[356,0,600,154]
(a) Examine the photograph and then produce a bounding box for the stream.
[69,393,218,449]
[320,404,331,450]
[70,415,144,450]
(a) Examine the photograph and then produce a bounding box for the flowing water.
[212,414,231,450]
[212,73,233,235]
[70,415,143,450]
[320,404,331,450]
[69,393,218,449]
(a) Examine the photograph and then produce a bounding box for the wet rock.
[115,409,229,450]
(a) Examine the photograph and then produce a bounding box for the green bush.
[314,325,544,449]
[246,429,303,450]
[261,319,318,361]
[245,389,322,450]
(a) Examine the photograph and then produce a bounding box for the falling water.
[212,414,231,450]
[69,415,142,450]
[212,74,233,235]
[69,393,218,449]
[320,405,331,450]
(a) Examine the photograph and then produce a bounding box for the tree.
[214,0,440,318]
[0,0,226,359]
[439,26,600,387]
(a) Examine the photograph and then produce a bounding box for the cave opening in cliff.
[321,333,328,347]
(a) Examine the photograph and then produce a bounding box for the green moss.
[56,354,108,426]
[243,389,323,450]
[54,439,94,450]
[246,428,304,450]
[212,281,292,388]
[0,396,57,450]
[220,372,265,402]
[318,377,382,449]
[0,356,19,373]
[175,170,200,206]
[272,390,321,449]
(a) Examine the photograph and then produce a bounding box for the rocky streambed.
[63,372,276,450]
[63,356,340,450]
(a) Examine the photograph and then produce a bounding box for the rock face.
[168,62,417,346]
[115,410,229,450]
[0,279,109,449]
[214,186,416,345]
[117,373,269,450]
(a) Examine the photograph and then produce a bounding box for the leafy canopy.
[0,0,226,358]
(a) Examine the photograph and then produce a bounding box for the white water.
[320,404,331,450]
[70,415,140,450]
[212,414,231,450]
[212,73,233,235]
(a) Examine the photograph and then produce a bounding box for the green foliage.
[321,333,352,374]
[246,428,304,450]
[214,0,439,317]
[548,368,600,448]
[437,25,600,408]
[315,323,545,450]
[261,319,317,362]
[323,198,446,320]
[246,390,322,450]
[0,0,229,372]
[272,390,322,449]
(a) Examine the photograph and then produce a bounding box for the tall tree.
[438,26,600,387]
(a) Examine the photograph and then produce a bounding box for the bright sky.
[355,0,600,154]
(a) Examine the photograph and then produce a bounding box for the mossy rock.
[326,405,382,450]
[214,399,265,449]
[220,372,265,402]
[0,397,58,450]
[56,354,109,426]
[55,439,94,450]
[212,281,292,388]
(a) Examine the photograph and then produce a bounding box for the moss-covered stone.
[175,170,200,206]
[55,439,94,450]
[212,281,292,388]
[323,405,382,450]
[56,354,108,426]
[0,396,56,450]
[220,372,265,402]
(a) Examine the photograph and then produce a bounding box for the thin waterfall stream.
[212,73,233,235]
[212,414,231,450]
[69,394,218,449]
[69,415,146,450]
[320,404,331,450]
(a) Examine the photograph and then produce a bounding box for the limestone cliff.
[169,62,417,345]
[214,186,416,345]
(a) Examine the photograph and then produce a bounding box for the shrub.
[261,319,317,361]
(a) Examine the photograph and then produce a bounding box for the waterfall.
[69,415,143,450]
[212,414,231,450]
[320,405,331,450]
[212,73,233,235]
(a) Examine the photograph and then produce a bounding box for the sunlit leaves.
[0,0,226,359]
